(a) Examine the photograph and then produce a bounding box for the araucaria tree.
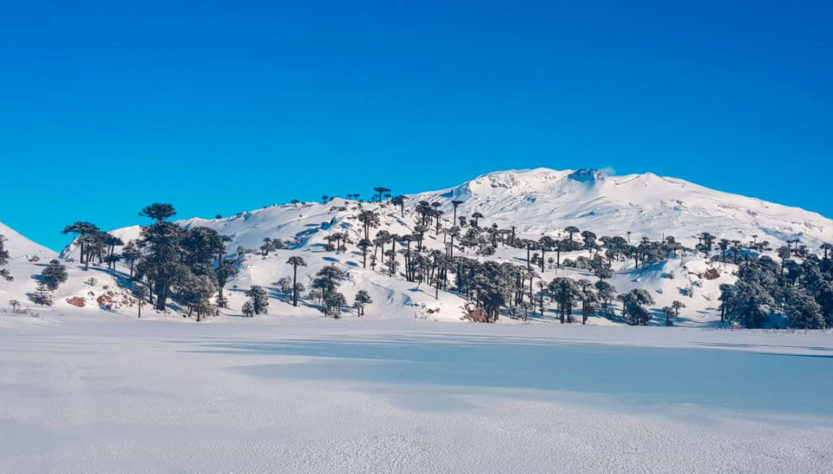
[549,277,578,324]
[30,283,53,306]
[0,234,13,281]
[353,290,372,316]
[373,186,391,203]
[721,253,833,329]
[134,204,229,314]
[132,286,148,318]
[619,289,655,325]
[135,205,186,311]
[312,265,348,317]
[40,260,68,290]
[286,256,307,306]
[390,195,406,217]
[61,221,100,267]
[215,259,238,308]
[244,285,269,315]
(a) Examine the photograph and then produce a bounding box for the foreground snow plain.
[2,310,833,473]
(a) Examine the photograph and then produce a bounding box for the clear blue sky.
[1,0,831,250]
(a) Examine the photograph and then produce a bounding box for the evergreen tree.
[619,289,655,325]
[324,292,347,318]
[132,286,148,318]
[358,210,380,240]
[549,277,578,323]
[286,256,307,306]
[451,199,464,224]
[784,288,825,329]
[576,279,598,324]
[139,203,176,222]
[30,283,53,306]
[353,290,372,316]
[178,273,217,321]
[40,259,68,290]
[215,260,238,308]
[373,186,391,203]
[669,300,685,326]
[242,300,255,317]
[0,234,13,282]
[61,222,100,266]
[471,212,484,227]
[120,241,141,279]
[357,238,372,268]
[244,285,269,315]
[135,212,186,311]
[391,195,406,217]
[312,265,349,316]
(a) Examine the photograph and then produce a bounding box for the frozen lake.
[2,313,833,472]
[218,334,833,415]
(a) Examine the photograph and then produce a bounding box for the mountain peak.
[567,168,605,184]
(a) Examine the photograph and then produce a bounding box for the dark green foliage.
[179,272,217,321]
[0,234,12,281]
[720,253,833,328]
[40,259,68,290]
[244,285,269,315]
[312,265,349,316]
[324,292,347,318]
[30,283,53,306]
[619,289,655,325]
[133,204,230,313]
[549,277,578,323]
[286,256,307,306]
[139,203,176,222]
[391,195,406,216]
[132,286,148,318]
[353,290,372,316]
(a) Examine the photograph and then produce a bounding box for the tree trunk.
[292,264,298,306]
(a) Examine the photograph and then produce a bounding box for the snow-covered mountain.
[411,168,833,248]
[3,168,832,324]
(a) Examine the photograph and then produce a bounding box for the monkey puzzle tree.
[0,234,12,282]
[353,290,372,316]
[286,256,307,306]
[373,186,391,203]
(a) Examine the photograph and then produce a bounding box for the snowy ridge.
[3,167,833,323]
[411,168,833,248]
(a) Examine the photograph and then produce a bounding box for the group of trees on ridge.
[2,187,832,328]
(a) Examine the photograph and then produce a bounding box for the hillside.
[4,168,833,325]
[410,168,833,249]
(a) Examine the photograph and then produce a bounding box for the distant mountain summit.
[410,167,833,248]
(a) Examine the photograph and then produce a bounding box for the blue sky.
[1,1,831,250]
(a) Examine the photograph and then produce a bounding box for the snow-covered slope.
[0,222,58,308]
[6,168,833,324]
[411,168,833,248]
[0,222,54,258]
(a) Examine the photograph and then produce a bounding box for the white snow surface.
[1,312,832,473]
[411,168,833,248]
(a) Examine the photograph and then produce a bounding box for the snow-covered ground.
[2,310,832,473]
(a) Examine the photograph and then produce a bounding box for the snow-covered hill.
[4,168,832,324]
[411,168,833,248]
[0,222,58,309]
